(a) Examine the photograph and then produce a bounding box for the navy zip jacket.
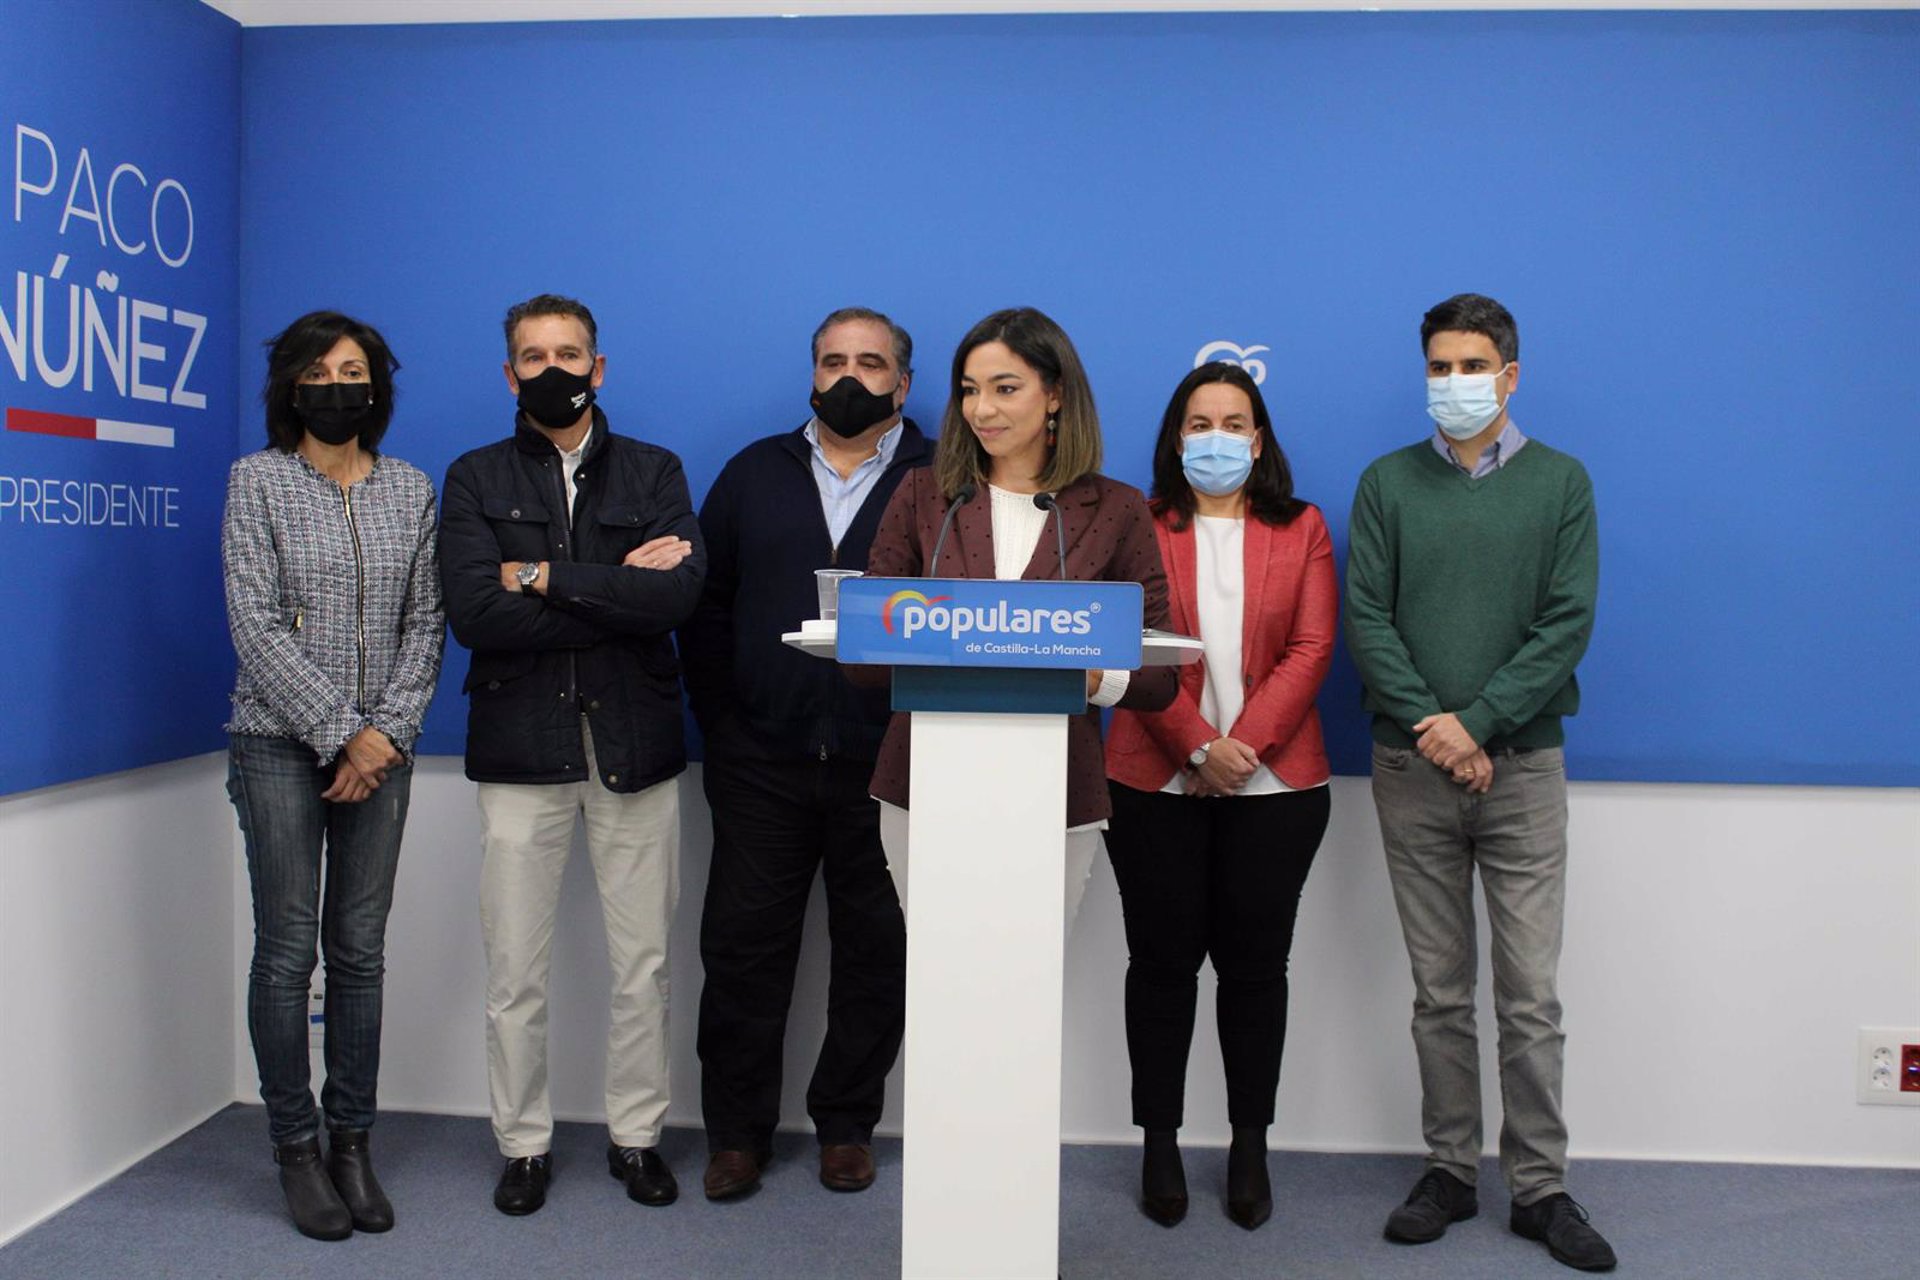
[440,408,705,792]
[680,419,932,763]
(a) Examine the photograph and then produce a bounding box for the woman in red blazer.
[864,307,1175,927]
[1103,362,1336,1231]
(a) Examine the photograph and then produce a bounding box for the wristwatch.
[515,561,541,595]
[1188,742,1212,768]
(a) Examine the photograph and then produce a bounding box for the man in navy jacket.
[441,295,703,1217]
[680,307,931,1199]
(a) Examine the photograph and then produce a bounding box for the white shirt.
[1163,515,1289,796]
[559,440,586,516]
[987,484,1051,579]
[986,486,1130,710]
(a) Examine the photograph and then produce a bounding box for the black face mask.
[292,382,374,446]
[517,364,597,431]
[810,375,900,439]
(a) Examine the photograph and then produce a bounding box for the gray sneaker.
[1383,1167,1478,1243]
[1511,1192,1618,1271]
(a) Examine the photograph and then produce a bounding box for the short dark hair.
[1421,293,1518,365]
[503,294,598,359]
[811,306,913,374]
[1148,362,1304,530]
[260,311,400,453]
[934,307,1101,500]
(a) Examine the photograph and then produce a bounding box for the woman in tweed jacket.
[222,311,442,1242]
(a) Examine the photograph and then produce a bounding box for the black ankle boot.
[327,1128,395,1232]
[1139,1128,1187,1227]
[275,1137,352,1241]
[1225,1125,1271,1230]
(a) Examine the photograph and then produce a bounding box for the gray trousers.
[1370,742,1570,1204]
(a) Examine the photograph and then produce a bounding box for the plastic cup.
[815,569,862,622]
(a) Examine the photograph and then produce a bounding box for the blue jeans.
[227,734,411,1146]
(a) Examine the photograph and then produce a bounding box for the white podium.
[787,585,1197,1279]
[899,705,1068,1279]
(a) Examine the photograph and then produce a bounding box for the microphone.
[928,483,977,577]
[1033,492,1068,581]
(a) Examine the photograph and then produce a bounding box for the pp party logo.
[1193,340,1269,384]
[882,589,949,636]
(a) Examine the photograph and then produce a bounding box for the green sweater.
[1345,439,1598,752]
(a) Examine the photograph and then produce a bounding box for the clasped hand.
[1189,737,1260,797]
[1413,712,1493,794]
[323,726,402,804]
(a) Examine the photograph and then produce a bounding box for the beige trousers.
[877,800,1099,934]
[477,724,680,1156]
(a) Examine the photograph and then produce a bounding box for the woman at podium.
[863,306,1175,925]
[1102,361,1337,1231]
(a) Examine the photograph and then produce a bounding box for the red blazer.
[862,469,1177,827]
[1106,504,1337,792]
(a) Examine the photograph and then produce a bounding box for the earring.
[1046,415,1058,438]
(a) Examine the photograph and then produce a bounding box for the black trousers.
[1104,780,1331,1130]
[697,734,906,1150]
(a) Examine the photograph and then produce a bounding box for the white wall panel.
[0,755,237,1244]
[343,768,1920,1165]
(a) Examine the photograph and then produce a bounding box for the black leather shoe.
[1384,1167,1478,1243]
[274,1137,352,1241]
[702,1148,767,1201]
[607,1144,678,1206]
[1139,1130,1187,1227]
[1224,1127,1271,1231]
[493,1154,552,1216]
[325,1128,394,1232]
[1511,1192,1618,1271]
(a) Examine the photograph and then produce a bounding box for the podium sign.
[836,577,1143,670]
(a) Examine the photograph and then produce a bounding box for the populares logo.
[1194,340,1269,384]
[882,588,1096,641]
[881,589,949,635]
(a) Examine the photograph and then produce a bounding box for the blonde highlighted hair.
[933,307,1102,500]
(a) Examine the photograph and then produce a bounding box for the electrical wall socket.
[1856,1027,1920,1106]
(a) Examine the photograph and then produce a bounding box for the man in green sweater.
[1346,294,1614,1272]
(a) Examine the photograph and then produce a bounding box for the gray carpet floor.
[3,1106,1914,1278]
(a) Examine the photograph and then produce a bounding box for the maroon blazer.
[862,469,1176,827]
[1106,504,1337,792]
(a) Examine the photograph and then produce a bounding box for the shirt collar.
[804,417,904,471]
[1434,417,1526,472]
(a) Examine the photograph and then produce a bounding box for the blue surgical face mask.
[1426,365,1509,440]
[1181,430,1256,497]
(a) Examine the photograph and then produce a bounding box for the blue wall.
[209,9,1910,788]
[0,0,239,795]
